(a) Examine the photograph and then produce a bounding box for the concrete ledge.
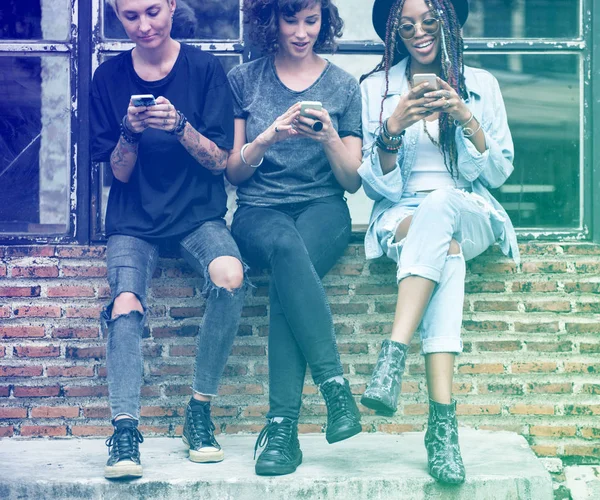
[0,429,553,500]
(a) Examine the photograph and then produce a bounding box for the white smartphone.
[412,73,439,91]
[131,94,157,107]
[299,101,322,117]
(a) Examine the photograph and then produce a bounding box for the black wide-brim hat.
[372,0,469,42]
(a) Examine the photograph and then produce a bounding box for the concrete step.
[0,429,553,500]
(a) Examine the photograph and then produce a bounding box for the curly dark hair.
[243,0,344,54]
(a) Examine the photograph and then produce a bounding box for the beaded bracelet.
[382,118,405,143]
[169,110,188,138]
[120,116,142,144]
[240,143,264,168]
[376,133,402,153]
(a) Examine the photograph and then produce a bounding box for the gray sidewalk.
[0,429,553,500]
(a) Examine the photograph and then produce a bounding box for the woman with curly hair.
[227,0,363,477]
[358,0,519,484]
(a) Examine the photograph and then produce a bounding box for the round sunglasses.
[398,17,440,40]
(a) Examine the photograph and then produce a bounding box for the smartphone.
[131,94,157,107]
[412,74,439,91]
[299,101,323,117]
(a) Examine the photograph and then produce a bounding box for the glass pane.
[465,53,580,228]
[96,53,242,237]
[337,0,580,41]
[0,55,71,235]
[103,0,240,41]
[0,0,71,41]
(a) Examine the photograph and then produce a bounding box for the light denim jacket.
[358,58,520,264]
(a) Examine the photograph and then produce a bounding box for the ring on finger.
[275,125,279,133]
[444,99,451,109]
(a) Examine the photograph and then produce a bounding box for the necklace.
[405,61,440,148]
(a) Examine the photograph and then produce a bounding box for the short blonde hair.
[106,0,118,12]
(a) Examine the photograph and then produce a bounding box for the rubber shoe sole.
[360,394,397,415]
[104,460,143,479]
[326,421,362,444]
[255,451,303,476]
[182,435,224,463]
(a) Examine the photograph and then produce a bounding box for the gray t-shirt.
[228,57,362,207]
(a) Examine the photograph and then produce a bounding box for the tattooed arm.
[110,136,139,183]
[178,123,228,175]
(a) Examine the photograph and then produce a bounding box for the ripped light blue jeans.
[101,220,246,421]
[375,187,505,355]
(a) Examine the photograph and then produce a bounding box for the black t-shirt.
[90,43,234,240]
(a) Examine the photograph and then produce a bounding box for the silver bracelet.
[462,120,482,138]
[240,143,264,168]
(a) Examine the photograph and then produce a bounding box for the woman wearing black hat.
[358,0,519,484]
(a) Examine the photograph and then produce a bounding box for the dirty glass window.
[0,0,71,41]
[103,0,240,41]
[0,55,71,235]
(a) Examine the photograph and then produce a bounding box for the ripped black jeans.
[101,219,246,421]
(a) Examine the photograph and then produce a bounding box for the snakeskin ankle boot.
[424,399,465,484]
[360,340,409,414]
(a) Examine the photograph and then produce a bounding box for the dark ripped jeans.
[232,195,351,420]
[101,219,246,421]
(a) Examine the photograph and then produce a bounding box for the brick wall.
[1,241,599,490]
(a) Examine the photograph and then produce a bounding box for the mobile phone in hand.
[299,101,323,117]
[131,94,157,107]
[412,74,439,91]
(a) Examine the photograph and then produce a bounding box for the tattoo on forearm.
[182,126,227,171]
[110,136,138,179]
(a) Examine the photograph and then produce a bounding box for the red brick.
[354,284,398,295]
[11,266,59,278]
[52,327,99,339]
[242,405,269,418]
[514,321,560,333]
[332,262,365,276]
[473,301,519,312]
[82,407,111,418]
[377,424,423,433]
[565,405,600,416]
[403,404,428,415]
[65,346,105,359]
[242,305,268,317]
[531,445,558,457]
[581,428,600,439]
[468,261,517,274]
[479,383,524,396]
[47,286,95,298]
[13,306,61,318]
[223,424,265,434]
[530,425,576,437]
[457,363,504,374]
[464,281,505,293]
[14,385,60,397]
[61,266,107,278]
[330,303,369,315]
[219,384,263,396]
[0,286,41,297]
[324,285,350,296]
[576,302,600,314]
[0,407,27,419]
[0,386,9,397]
[511,362,557,373]
[524,301,571,313]
[526,341,573,352]
[31,406,79,418]
[71,426,113,436]
[574,261,600,273]
[361,322,392,335]
[338,343,369,354]
[564,363,600,374]
[0,366,43,377]
[527,383,573,394]
[140,406,183,417]
[55,246,106,258]
[0,305,9,318]
[456,404,501,415]
[0,326,45,339]
[511,281,558,293]
[46,366,95,377]
[463,320,508,332]
[565,323,600,334]
[476,341,522,352]
[0,264,5,277]
[581,343,600,354]
[5,246,55,257]
[14,345,60,358]
[152,287,195,298]
[521,262,567,273]
[170,307,204,319]
[581,384,600,395]
[509,404,554,415]
[231,345,266,356]
[152,325,197,338]
[563,445,600,457]
[0,346,4,358]
[63,385,108,397]
[0,426,14,437]
[20,426,67,437]
[564,282,600,294]
[65,306,102,319]
[149,364,192,376]
[518,243,562,255]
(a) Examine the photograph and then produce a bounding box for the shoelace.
[322,381,351,422]
[253,419,294,460]
[105,425,144,460]
[188,405,219,447]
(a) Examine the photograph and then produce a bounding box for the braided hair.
[361,0,468,177]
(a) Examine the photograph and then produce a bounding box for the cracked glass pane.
[0,0,71,41]
[103,0,241,41]
[0,55,71,235]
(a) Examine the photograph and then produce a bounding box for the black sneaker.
[104,418,144,479]
[254,418,302,476]
[182,399,224,463]
[320,378,362,444]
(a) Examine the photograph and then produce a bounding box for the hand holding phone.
[412,74,439,94]
[299,101,324,132]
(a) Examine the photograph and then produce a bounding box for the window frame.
[0,0,597,244]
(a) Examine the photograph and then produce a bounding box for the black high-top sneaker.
[182,399,224,463]
[104,418,144,479]
[320,378,362,444]
[254,418,302,476]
